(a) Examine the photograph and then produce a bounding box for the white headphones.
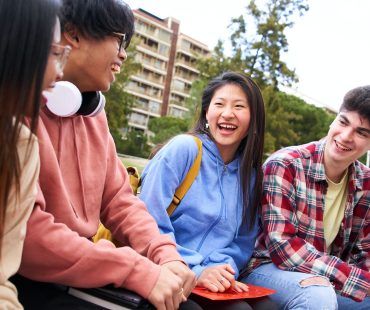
[44,81,105,117]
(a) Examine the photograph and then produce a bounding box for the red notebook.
[192,284,276,300]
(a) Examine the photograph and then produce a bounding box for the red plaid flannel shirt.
[243,140,370,301]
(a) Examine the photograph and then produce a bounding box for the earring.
[205,122,209,129]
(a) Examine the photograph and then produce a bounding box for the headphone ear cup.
[45,81,82,117]
[78,91,105,117]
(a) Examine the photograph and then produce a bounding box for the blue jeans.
[241,263,370,310]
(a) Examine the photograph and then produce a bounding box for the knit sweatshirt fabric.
[18,108,183,298]
[0,124,39,309]
[139,134,259,279]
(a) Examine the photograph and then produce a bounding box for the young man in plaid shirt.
[242,85,370,309]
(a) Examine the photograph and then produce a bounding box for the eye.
[338,118,346,125]
[52,51,62,57]
[50,46,61,57]
[357,130,369,138]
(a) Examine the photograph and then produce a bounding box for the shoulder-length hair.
[0,0,60,245]
[191,72,265,229]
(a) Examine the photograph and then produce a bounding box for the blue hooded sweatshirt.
[139,134,259,278]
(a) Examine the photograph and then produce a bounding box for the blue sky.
[125,0,370,112]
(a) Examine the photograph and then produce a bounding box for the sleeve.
[347,189,370,274]
[19,128,183,299]
[20,185,162,298]
[0,130,39,309]
[191,218,259,279]
[262,159,370,302]
[139,135,202,269]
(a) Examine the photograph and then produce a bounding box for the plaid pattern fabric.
[243,140,370,302]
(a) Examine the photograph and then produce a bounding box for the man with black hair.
[12,1,197,309]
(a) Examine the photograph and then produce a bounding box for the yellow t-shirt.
[323,170,348,251]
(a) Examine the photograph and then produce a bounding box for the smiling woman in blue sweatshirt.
[140,72,277,310]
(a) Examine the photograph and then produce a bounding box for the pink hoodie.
[19,107,183,298]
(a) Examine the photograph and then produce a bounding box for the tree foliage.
[148,116,189,145]
[105,39,141,141]
[278,92,336,143]
[115,129,150,158]
[229,0,308,89]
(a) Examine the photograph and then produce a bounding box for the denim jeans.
[241,263,370,310]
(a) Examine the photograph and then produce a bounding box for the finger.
[183,274,196,297]
[213,278,226,292]
[220,269,235,283]
[206,282,219,292]
[166,294,175,310]
[234,281,249,292]
[154,301,166,310]
[172,289,183,310]
[218,276,231,290]
[224,264,235,275]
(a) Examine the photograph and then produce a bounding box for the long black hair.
[0,0,61,248]
[191,72,265,229]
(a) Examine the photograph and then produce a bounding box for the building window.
[130,112,147,126]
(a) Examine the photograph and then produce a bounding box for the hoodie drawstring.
[72,119,88,221]
[216,158,227,220]
[234,161,241,238]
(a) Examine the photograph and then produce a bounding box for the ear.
[63,24,80,48]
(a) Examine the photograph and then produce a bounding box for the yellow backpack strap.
[166,136,202,216]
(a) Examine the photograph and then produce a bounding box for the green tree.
[116,129,150,158]
[148,116,189,145]
[263,87,301,155]
[279,92,336,144]
[229,0,309,89]
[105,39,141,141]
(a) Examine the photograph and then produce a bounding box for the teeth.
[111,64,120,73]
[335,140,351,151]
[219,124,236,129]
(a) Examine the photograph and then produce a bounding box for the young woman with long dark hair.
[0,0,70,307]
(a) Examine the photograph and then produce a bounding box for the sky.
[124,0,370,112]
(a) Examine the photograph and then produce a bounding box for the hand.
[162,261,197,298]
[147,266,184,310]
[197,264,236,292]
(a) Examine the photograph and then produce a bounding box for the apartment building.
[126,8,210,132]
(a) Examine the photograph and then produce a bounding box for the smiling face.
[62,30,127,92]
[205,83,251,163]
[324,110,370,177]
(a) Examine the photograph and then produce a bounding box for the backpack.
[93,135,202,245]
